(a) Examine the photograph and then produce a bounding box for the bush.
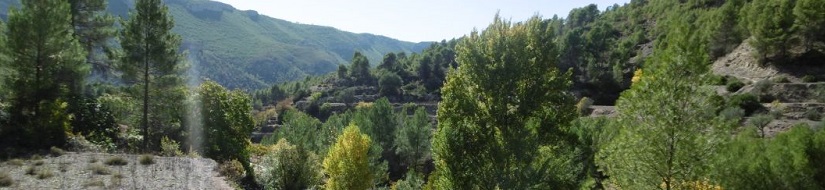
[804,109,822,121]
[728,94,764,116]
[257,139,321,190]
[36,168,53,179]
[88,163,111,175]
[0,172,12,187]
[139,154,155,165]
[218,160,245,183]
[378,72,403,97]
[160,136,183,157]
[773,76,790,83]
[726,80,745,92]
[576,97,595,116]
[104,156,128,166]
[719,107,746,121]
[802,75,817,82]
[50,146,65,156]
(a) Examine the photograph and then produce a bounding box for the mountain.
[0,0,431,89]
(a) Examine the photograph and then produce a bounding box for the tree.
[432,15,577,189]
[394,107,431,172]
[119,0,184,151]
[793,0,825,51]
[378,72,402,97]
[198,81,255,178]
[4,0,87,148]
[598,17,731,190]
[747,0,796,62]
[258,139,322,190]
[349,52,372,85]
[324,124,374,190]
[378,52,398,72]
[337,64,348,80]
[69,0,116,77]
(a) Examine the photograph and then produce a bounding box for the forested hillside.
[1,0,825,189]
[0,0,429,89]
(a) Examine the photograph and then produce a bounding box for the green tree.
[394,107,431,172]
[4,0,87,148]
[598,18,731,190]
[378,72,402,97]
[324,124,374,190]
[258,139,322,190]
[747,0,796,62]
[198,81,255,178]
[337,64,348,80]
[349,52,372,85]
[378,52,398,72]
[793,0,825,50]
[69,0,116,77]
[432,15,576,189]
[119,0,184,150]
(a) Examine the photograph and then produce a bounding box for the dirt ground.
[0,152,233,190]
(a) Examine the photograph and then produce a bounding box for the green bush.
[198,81,255,178]
[576,97,595,116]
[802,75,817,82]
[804,109,822,121]
[773,76,790,83]
[218,160,245,184]
[728,93,764,115]
[257,139,321,190]
[160,136,183,157]
[726,80,745,92]
[104,156,128,166]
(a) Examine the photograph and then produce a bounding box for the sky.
[211,0,631,42]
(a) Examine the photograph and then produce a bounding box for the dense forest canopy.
[0,0,824,189]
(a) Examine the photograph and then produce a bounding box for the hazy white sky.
[211,0,630,42]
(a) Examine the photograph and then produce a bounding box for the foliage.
[576,97,595,116]
[378,71,403,97]
[726,79,745,92]
[746,0,796,62]
[394,107,431,172]
[271,110,323,152]
[257,139,322,190]
[749,114,775,138]
[2,0,87,149]
[323,124,374,190]
[711,125,825,189]
[793,0,825,50]
[728,93,764,116]
[349,52,373,85]
[391,171,425,190]
[69,96,118,147]
[160,136,183,156]
[50,146,66,156]
[599,17,732,190]
[432,15,577,189]
[119,0,185,151]
[197,81,255,178]
[0,171,11,187]
[218,159,246,184]
[69,0,117,79]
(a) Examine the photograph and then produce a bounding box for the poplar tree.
[119,0,184,151]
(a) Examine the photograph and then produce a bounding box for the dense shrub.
[378,72,403,97]
[218,160,245,184]
[576,97,595,116]
[198,81,255,178]
[139,154,155,165]
[726,80,745,92]
[728,93,764,115]
[160,136,183,157]
[805,109,822,121]
[323,124,374,190]
[257,139,321,190]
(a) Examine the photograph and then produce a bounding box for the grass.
[88,163,111,175]
[7,158,24,166]
[25,167,36,175]
[83,180,105,187]
[139,154,155,165]
[33,160,44,166]
[0,171,12,187]
[50,146,65,156]
[104,156,128,166]
[36,169,53,179]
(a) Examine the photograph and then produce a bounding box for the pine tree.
[69,0,116,79]
[119,0,184,151]
[793,0,825,51]
[4,0,87,148]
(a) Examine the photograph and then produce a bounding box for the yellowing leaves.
[323,124,373,190]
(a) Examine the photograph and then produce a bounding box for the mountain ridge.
[0,0,431,89]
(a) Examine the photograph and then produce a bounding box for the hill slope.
[0,0,430,89]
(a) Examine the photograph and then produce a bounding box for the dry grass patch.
[139,154,155,165]
[36,168,54,179]
[0,172,13,187]
[88,163,111,175]
[83,179,105,187]
[104,156,128,166]
[50,146,65,156]
[7,158,24,166]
